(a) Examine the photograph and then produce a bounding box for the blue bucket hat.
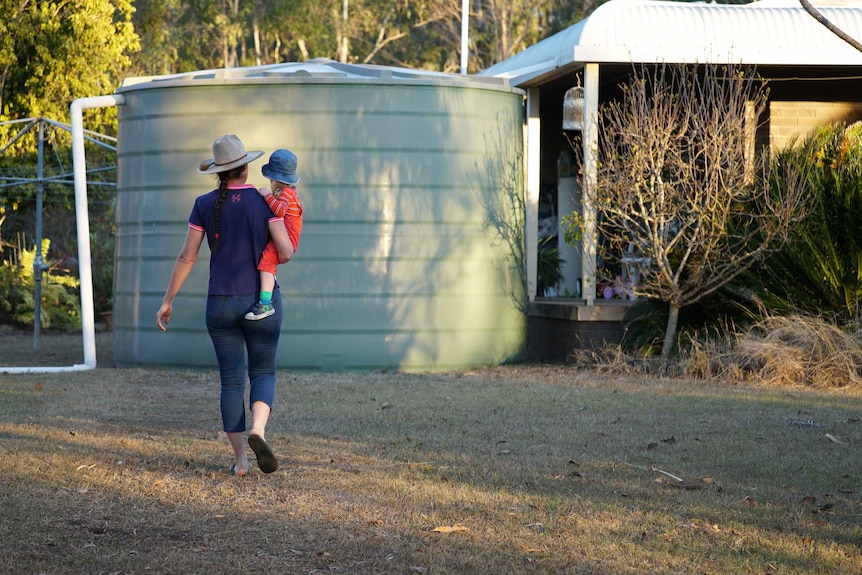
[261,149,300,185]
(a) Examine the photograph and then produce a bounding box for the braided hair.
[212,165,246,252]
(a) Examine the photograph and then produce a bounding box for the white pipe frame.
[2,94,125,374]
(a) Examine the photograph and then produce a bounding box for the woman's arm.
[268,219,294,264]
[156,227,205,331]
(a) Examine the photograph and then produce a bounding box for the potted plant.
[537,237,564,297]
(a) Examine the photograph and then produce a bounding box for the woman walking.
[156,134,293,476]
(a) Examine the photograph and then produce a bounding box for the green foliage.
[537,237,564,294]
[0,0,139,133]
[758,122,862,325]
[90,198,116,315]
[561,210,583,246]
[3,0,606,95]
[0,119,116,323]
[0,237,81,331]
[128,0,598,77]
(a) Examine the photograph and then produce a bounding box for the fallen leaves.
[431,523,469,533]
[680,521,722,533]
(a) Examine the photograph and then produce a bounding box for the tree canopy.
[0,0,138,131]
[1,0,598,139]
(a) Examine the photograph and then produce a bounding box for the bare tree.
[577,63,811,360]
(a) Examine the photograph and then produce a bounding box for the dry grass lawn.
[2,326,862,574]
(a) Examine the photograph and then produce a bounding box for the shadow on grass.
[0,324,115,369]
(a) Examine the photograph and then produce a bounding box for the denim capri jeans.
[205,289,282,433]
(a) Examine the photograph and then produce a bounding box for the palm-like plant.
[761,122,862,325]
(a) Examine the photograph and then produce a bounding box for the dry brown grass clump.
[570,314,862,389]
[732,314,862,388]
[567,342,643,374]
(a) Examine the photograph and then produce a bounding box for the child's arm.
[258,187,291,219]
[268,220,294,264]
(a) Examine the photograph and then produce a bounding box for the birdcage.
[563,86,584,130]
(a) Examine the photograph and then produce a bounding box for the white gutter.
[2,94,125,374]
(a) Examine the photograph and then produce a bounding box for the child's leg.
[246,246,279,320]
[258,271,275,304]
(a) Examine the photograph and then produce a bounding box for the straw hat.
[197,134,264,175]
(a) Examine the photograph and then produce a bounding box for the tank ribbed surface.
[113,61,526,371]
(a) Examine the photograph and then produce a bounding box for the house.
[479,0,862,360]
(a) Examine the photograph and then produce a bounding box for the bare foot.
[230,458,249,476]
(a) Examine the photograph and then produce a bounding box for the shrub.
[90,198,115,315]
[537,236,564,296]
[0,237,81,331]
[758,122,862,325]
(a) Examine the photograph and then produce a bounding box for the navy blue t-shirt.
[188,184,280,296]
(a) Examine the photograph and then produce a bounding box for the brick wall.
[527,301,626,362]
[770,101,862,150]
[527,315,624,361]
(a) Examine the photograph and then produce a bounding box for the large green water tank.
[113,59,526,371]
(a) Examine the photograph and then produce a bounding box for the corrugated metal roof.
[118,57,516,93]
[480,0,862,86]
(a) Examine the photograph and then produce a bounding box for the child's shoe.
[245,302,275,320]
